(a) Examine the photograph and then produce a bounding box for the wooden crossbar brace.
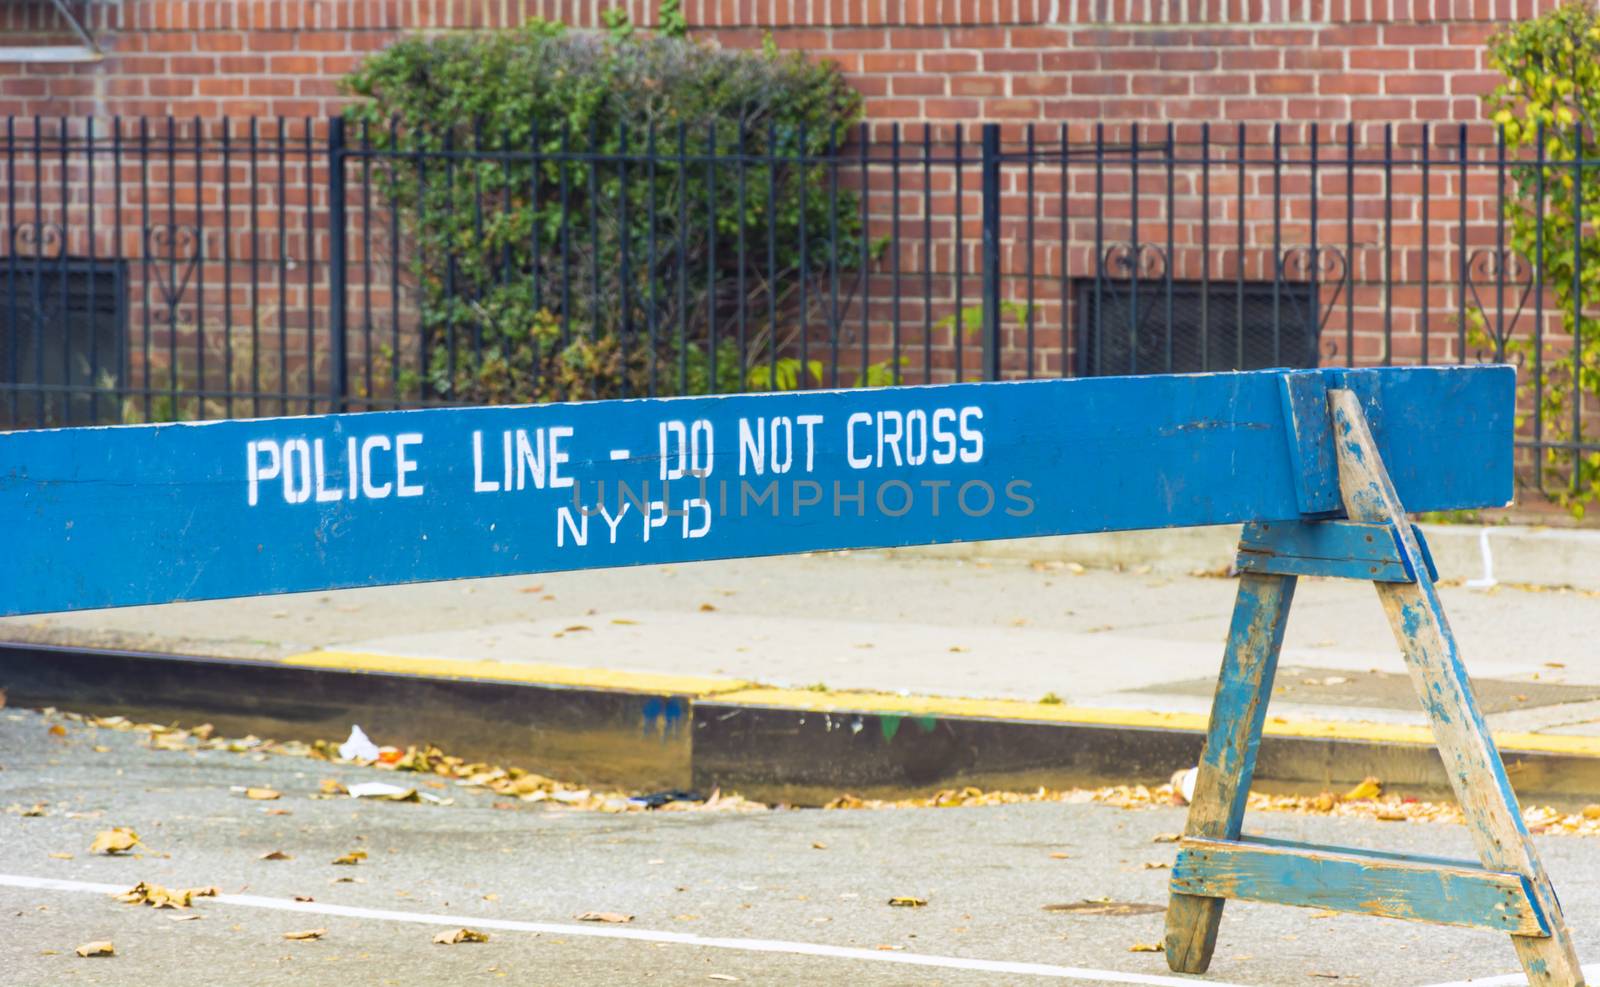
[1172,836,1548,936]
[1235,519,1439,583]
[1162,386,1585,986]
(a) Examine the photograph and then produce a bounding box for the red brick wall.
[0,0,1569,425]
[0,0,1557,124]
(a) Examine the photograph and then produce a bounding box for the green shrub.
[1485,2,1600,514]
[343,19,864,404]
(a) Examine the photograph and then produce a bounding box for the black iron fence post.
[327,116,349,413]
[980,123,1002,381]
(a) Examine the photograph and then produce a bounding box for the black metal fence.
[1,115,1596,502]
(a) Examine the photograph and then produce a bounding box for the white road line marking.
[1,872,1244,985]
[609,448,630,460]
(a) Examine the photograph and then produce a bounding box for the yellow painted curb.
[277,650,750,698]
[274,652,1600,759]
[706,688,1600,758]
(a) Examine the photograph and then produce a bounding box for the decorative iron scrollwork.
[1462,246,1533,363]
[142,224,200,323]
[1276,245,1349,343]
[6,222,66,259]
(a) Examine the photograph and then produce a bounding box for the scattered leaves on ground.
[575,912,633,923]
[37,708,1600,837]
[887,897,927,908]
[243,787,281,801]
[89,828,140,855]
[259,850,292,861]
[113,882,219,909]
[331,850,367,866]
[433,928,489,945]
[282,929,325,941]
[1129,941,1165,952]
[74,941,114,957]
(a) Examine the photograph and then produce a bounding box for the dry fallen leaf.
[22,803,47,817]
[1142,861,1170,870]
[115,881,197,909]
[811,842,827,850]
[259,850,292,861]
[1342,777,1382,801]
[1129,941,1165,952]
[48,724,67,737]
[75,940,115,957]
[282,929,326,941]
[89,828,140,855]
[319,779,348,796]
[1049,852,1070,859]
[433,927,490,944]
[244,788,281,801]
[575,911,633,924]
[698,602,717,612]
[887,897,927,908]
[331,850,367,866]
[1152,833,1181,843]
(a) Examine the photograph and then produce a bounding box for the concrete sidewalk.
[4,534,1600,767]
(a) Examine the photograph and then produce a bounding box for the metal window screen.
[0,258,126,427]
[1074,279,1319,377]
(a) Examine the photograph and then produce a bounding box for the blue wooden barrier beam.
[0,367,1510,617]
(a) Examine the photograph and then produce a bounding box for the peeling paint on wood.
[1172,836,1549,937]
[1236,519,1415,582]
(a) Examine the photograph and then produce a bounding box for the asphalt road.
[2,707,1596,986]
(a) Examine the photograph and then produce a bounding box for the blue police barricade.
[0,366,1581,985]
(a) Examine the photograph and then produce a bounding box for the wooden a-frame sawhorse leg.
[1163,388,1585,986]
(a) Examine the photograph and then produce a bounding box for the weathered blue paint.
[1411,525,1440,582]
[1236,519,1414,582]
[1277,372,1340,515]
[0,367,1513,617]
[1199,573,1296,828]
[1171,837,1549,937]
[640,696,689,738]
